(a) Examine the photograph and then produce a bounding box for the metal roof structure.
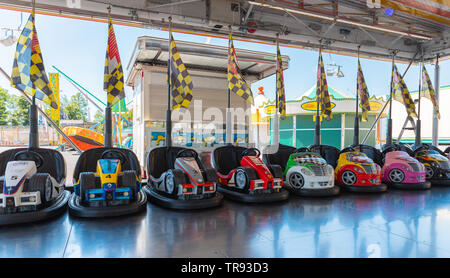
[125,35,289,86]
[0,0,448,63]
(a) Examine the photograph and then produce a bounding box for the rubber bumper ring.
[0,190,70,226]
[339,183,388,193]
[217,186,289,203]
[144,186,223,210]
[388,181,431,190]
[68,191,147,218]
[429,178,450,187]
[289,185,340,197]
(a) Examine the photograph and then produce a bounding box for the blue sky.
[0,9,448,120]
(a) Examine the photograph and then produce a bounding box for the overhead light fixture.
[0,35,17,47]
[248,1,432,41]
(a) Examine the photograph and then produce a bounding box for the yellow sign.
[301,101,336,111]
[48,73,61,145]
[264,105,276,115]
[368,101,382,111]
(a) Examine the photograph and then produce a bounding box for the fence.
[0,125,59,146]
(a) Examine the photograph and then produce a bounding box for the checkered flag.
[276,41,286,119]
[104,18,125,107]
[316,50,332,120]
[11,14,58,109]
[228,33,254,105]
[357,60,371,121]
[392,64,417,118]
[421,65,440,119]
[169,34,193,110]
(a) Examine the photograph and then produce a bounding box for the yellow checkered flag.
[357,60,371,121]
[11,14,58,109]
[104,18,125,107]
[316,50,332,120]
[169,34,193,110]
[228,33,254,105]
[276,41,286,120]
[422,65,440,119]
[392,64,417,118]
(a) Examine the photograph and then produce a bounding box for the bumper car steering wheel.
[13,150,44,168]
[295,147,310,153]
[177,149,199,159]
[101,149,127,165]
[242,148,261,157]
[339,147,355,155]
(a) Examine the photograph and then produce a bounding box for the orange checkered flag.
[104,18,125,107]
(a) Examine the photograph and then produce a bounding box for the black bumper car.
[411,144,450,186]
[211,145,289,203]
[0,148,70,225]
[68,147,147,218]
[144,146,223,210]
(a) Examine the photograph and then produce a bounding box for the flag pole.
[225,25,232,145]
[29,0,39,149]
[273,33,280,147]
[104,5,113,148]
[415,48,424,146]
[386,52,396,146]
[165,16,173,147]
[432,54,439,146]
[353,46,360,146]
[314,43,322,146]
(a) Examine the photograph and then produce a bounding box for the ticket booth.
[126,36,289,168]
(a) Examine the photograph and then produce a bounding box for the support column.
[292,115,296,147]
[104,106,112,147]
[29,99,39,149]
[432,56,440,146]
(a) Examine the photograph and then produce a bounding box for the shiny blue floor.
[2,187,450,258]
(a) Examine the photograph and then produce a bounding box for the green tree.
[63,92,88,121]
[0,87,10,125]
[93,109,104,133]
[7,95,30,126]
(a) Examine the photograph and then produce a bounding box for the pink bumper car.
[381,146,431,190]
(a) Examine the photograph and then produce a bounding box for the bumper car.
[263,144,339,197]
[0,148,70,225]
[379,145,430,190]
[68,147,147,218]
[310,145,387,193]
[211,145,289,203]
[144,147,223,210]
[412,144,450,186]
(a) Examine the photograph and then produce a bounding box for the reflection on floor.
[2,187,450,258]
